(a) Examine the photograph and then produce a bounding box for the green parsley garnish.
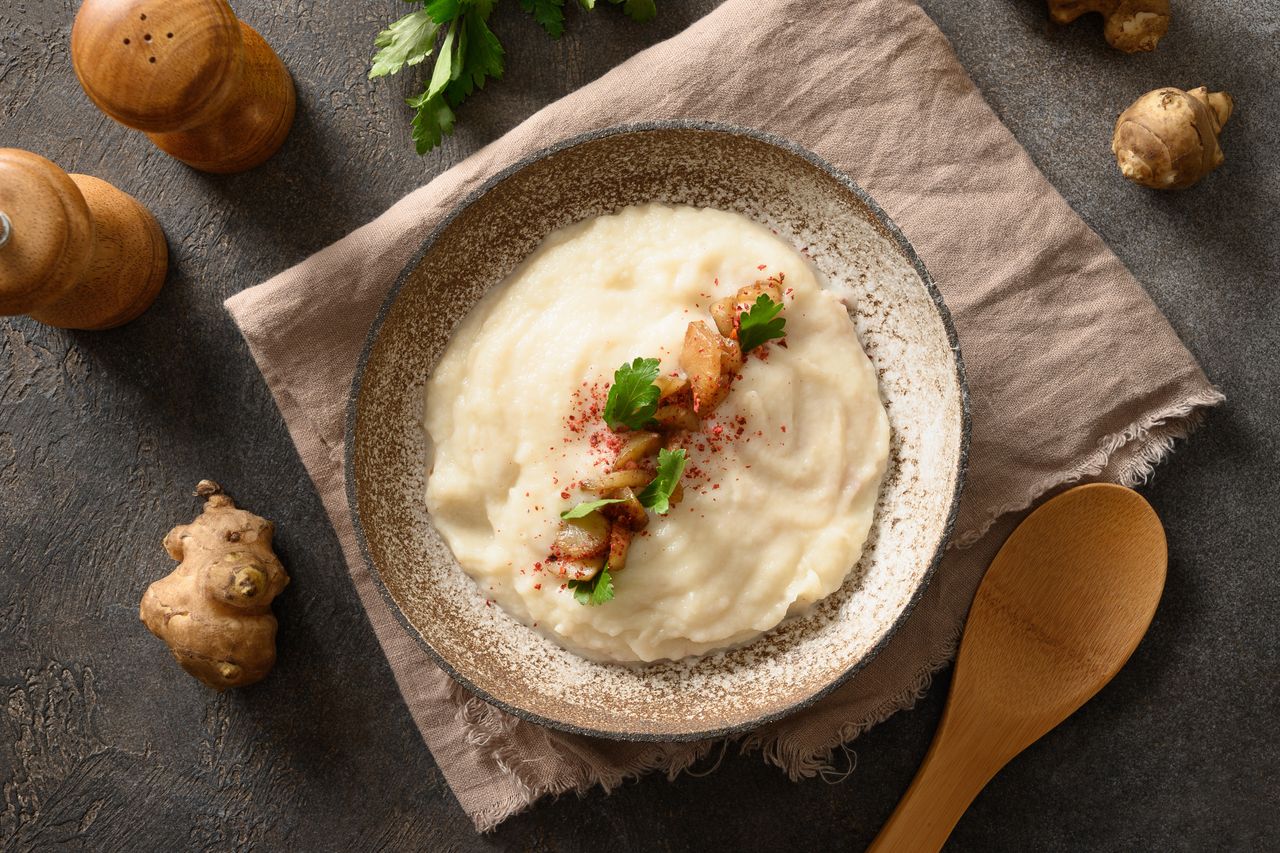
[637,447,687,514]
[737,293,786,353]
[372,0,658,154]
[560,498,625,519]
[602,357,661,431]
[568,564,614,606]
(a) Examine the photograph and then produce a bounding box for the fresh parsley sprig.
[602,357,661,430]
[637,447,686,514]
[737,294,786,353]
[568,564,614,605]
[371,0,658,154]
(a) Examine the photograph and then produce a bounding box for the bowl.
[346,122,969,741]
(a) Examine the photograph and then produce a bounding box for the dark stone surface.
[1,0,1276,849]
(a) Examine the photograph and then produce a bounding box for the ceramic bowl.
[346,122,969,741]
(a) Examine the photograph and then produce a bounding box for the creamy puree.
[423,204,889,663]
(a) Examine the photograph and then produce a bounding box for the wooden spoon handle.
[865,731,998,853]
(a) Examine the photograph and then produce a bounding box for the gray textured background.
[1,0,1277,850]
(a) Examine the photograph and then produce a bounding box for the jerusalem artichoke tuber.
[140,480,289,690]
[1047,0,1170,52]
[1112,87,1234,189]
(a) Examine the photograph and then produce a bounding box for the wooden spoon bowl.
[869,483,1167,852]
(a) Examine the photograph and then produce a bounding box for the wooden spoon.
[868,483,1167,852]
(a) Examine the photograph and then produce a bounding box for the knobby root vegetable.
[140,481,289,690]
[1047,0,1170,52]
[1112,87,1234,189]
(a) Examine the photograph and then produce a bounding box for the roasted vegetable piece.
[140,481,289,691]
[550,512,611,559]
[680,320,728,414]
[654,404,702,432]
[585,469,653,493]
[561,555,605,581]
[613,431,661,469]
[607,525,634,572]
[719,336,744,374]
[710,296,737,337]
[601,486,649,530]
[654,372,690,400]
[736,279,783,308]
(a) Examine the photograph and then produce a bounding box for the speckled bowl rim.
[345,121,971,742]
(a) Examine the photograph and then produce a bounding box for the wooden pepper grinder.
[0,149,167,330]
[71,0,296,173]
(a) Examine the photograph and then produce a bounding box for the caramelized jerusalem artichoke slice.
[584,469,652,493]
[613,431,661,470]
[654,404,701,432]
[681,321,728,415]
[719,336,744,374]
[601,487,648,530]
[607,524,634,572]
[550,513,610,560]
[654,372,690,401]
[710,296,737,337]
[561,555,605,581]
[736,279,783,308]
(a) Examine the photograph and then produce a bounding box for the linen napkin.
[226,0,1222,831]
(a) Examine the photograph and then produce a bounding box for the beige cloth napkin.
[226,0,1222,831]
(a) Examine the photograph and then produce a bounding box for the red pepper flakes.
[560,490,570,500]
[533,583,542,590]
[757,264,767,270]
[781,425,787,433]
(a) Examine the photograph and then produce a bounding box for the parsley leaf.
[370,9,440,79]
[444,5,504,108]
[637,447,687,514]
[380,2,506,155]
[568,565,614,605]
[737,294,786,353]
[425,0,463,22]
[560,498,625,519]
[374,0,657,153]
[408,88,457,155]
[603,357,661,430]
[520,0,566,37]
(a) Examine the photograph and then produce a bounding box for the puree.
[423,204,890,663]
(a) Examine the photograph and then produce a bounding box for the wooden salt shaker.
[0,149,167,330]
[71,0,296,173]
